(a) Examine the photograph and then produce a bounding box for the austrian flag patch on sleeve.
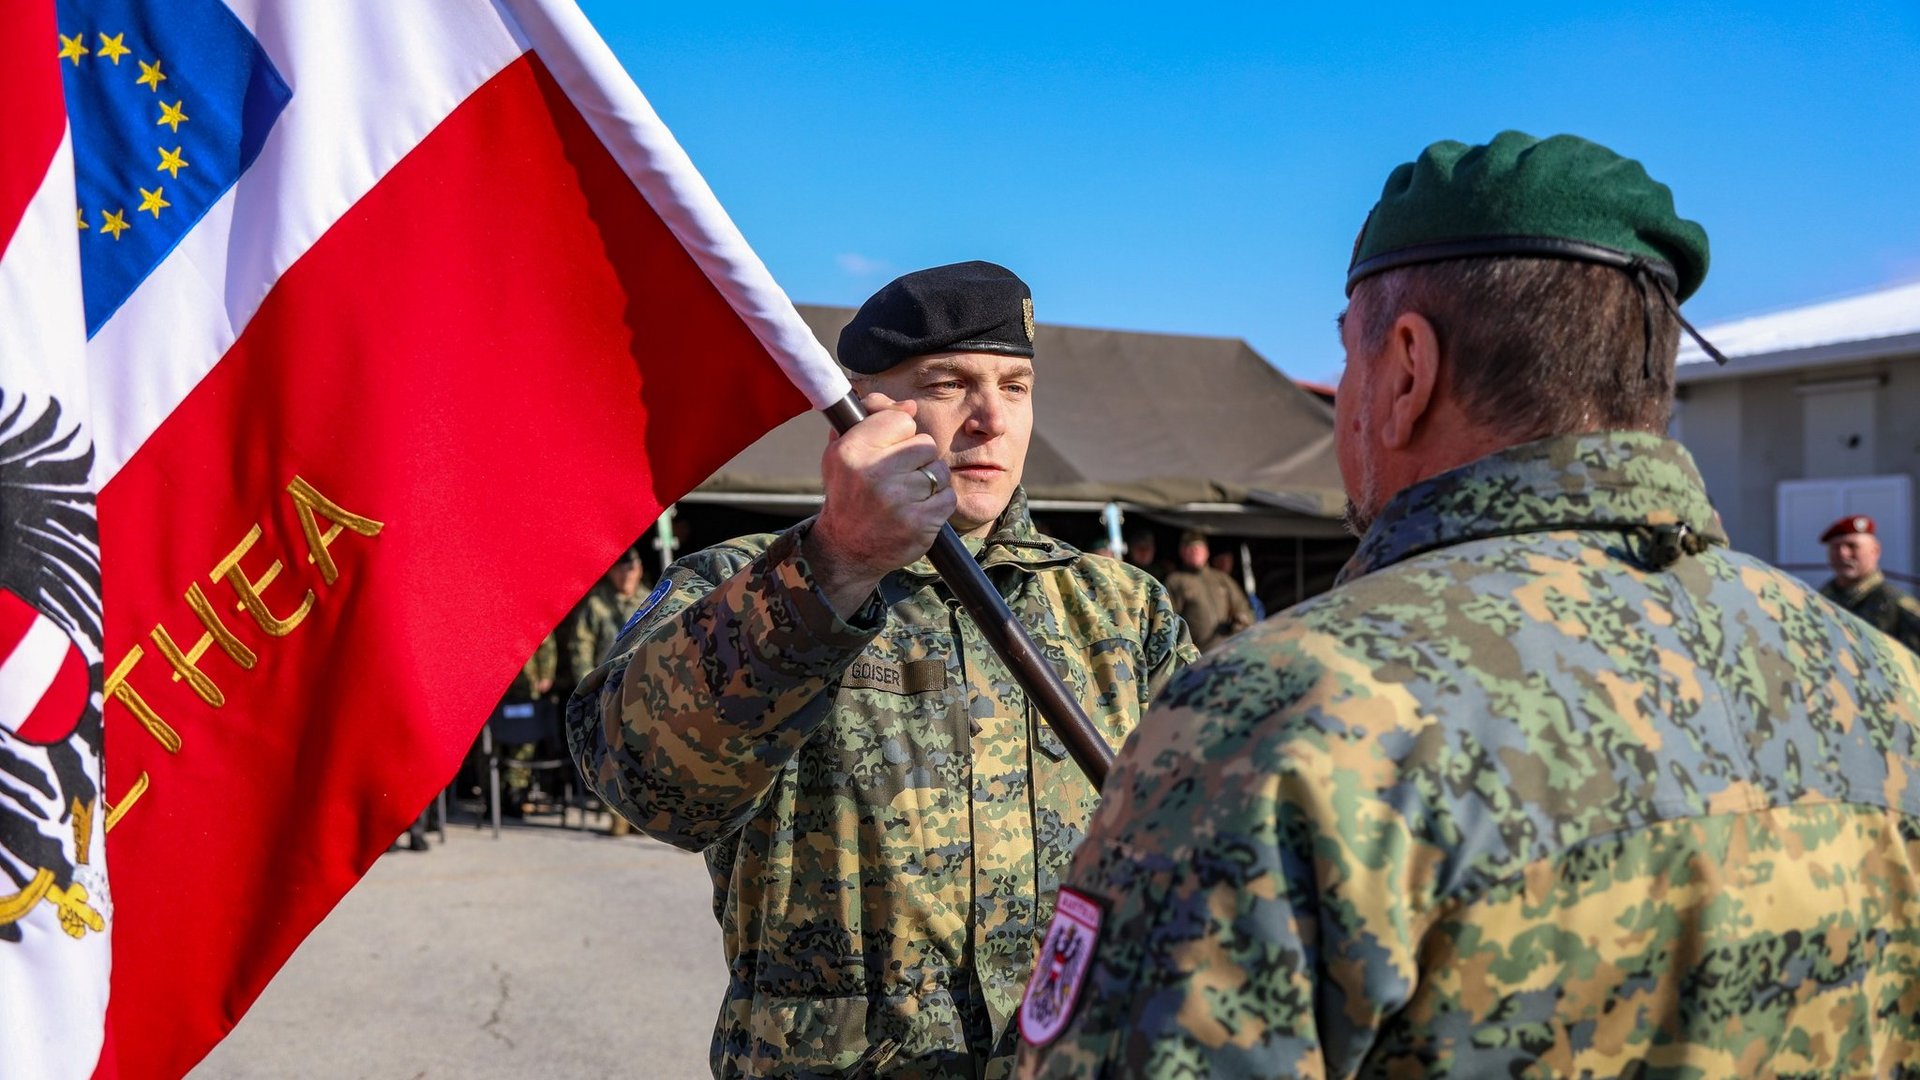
[1019,886,1104,1046]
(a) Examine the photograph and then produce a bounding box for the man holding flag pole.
[2,0,1157,1076]
[568,260,1196,1077]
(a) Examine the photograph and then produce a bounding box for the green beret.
[1347,131,1709,302]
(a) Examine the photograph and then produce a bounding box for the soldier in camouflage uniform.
[499,632,557,816]
[1159,530,1253,652]
[1818,514,1920,654]
[568,543,649,834]
[1019,132,1920,1077]
[569,543,650,681]
[568,261,1195,1078]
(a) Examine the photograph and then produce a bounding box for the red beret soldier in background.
[1819,515,1920,654]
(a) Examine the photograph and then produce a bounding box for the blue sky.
[578,2,1920,384]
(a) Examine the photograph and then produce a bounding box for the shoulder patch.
[1019,887,1104,1047]
[622,578,673,637]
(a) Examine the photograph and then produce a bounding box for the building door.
[1775,475,1913,588]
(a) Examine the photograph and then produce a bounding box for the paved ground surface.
[191,808,725,1080]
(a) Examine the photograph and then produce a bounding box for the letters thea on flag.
[45,1,849,1078]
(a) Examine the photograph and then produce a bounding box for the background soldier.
[498,632,556,818]
[1818,514,1920,653]
[1018,132,1920,1076]
[1159,530,1253,652]
[568,261,1194,1078]
[567,543,650,833]
[1122,525,1168,581]
[569,544,650,682]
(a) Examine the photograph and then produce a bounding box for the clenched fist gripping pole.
[821,393,1114,788]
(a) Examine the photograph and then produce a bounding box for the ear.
[1380,312,1441,450]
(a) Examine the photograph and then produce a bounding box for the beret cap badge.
[1820,515,1877,543]
[837,260,1036,375]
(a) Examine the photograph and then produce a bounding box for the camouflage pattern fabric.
[509,632,557,698]
[503,633,557,795]
[566,489,1195,1078]
[1160,565,1255,653]
[1018,432,1920,1078]
[570,577,649,681]
[1822,571,1920,655]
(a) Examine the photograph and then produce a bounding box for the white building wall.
[1801,383,1877,478]
[1677,380,1746,542]
[1878,353,1920,576]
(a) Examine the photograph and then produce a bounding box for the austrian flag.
[3,1,852,1077]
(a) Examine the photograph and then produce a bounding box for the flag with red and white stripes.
[8,1,853,1076]
[0,1,110,1077]
[0,594,92,748]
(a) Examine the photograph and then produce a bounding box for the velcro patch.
[1019,887,1103,1046]
[622,578,673,637]
[842,656,946,694]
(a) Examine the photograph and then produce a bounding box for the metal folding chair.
[481,698,579,838]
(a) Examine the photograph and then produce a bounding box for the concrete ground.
[190,808,725,1080]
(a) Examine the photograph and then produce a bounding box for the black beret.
[838,261,1036,375]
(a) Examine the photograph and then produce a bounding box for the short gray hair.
[1351,257,1679,438]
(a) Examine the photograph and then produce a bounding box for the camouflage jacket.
[1160,565,1254,653]
[1822,571,1920,655]
[1019,432,1920,1078]
[567,490,1195,1078]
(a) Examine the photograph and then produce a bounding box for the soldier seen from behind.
[567,261,1195,1078]
[1018,131,1920,1077]
[1818,514,1920,654]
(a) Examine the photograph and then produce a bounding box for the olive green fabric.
[567,578,649,682]
[1348,130,1710,301]
[566,490,1197,1077]
[1822,571,1920,654]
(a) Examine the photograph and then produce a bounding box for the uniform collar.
[1339,431,1727,584]
[898,487,1076,586]
[1829,571,1886,603]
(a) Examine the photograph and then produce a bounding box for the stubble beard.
[1341,445,1381,538]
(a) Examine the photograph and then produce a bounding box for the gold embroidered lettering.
[186,581,259,667]
[150,622,224,707]
[149,580,261,706]
[212,524,313,636]
[104,772,149,832]
[287,476,384,585]
[105,646,180,753]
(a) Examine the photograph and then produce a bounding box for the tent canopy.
[692,305,1349,537]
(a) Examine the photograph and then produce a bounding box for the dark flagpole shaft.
[822,394,1114,788]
